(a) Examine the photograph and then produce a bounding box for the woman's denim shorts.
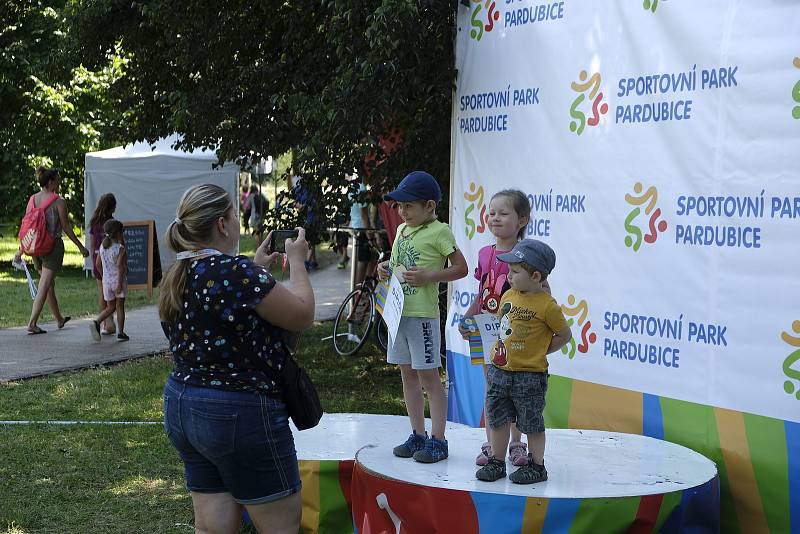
[163,377,301,504]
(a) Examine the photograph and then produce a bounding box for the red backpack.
[19,193,59,257]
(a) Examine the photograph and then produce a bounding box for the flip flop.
[58,316,72,329]
[27,326,47,335]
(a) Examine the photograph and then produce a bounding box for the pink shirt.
[474,245,512,314]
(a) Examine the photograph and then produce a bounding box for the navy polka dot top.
[167,254,286,394]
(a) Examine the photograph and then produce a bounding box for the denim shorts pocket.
[188,408,238,458]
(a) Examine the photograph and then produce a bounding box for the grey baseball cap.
[496,239,556,275]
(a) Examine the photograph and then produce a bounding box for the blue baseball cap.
[497,239,556,275]
[383,171,442,203]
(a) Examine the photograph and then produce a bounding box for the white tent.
[84,135,240,271]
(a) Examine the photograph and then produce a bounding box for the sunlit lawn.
[1,228,404,532]
[0,232,405,534]
[0,323,406,533]
[0,234,261,328]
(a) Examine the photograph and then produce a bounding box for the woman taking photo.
[159,184,314,533]
[14,166,90,334]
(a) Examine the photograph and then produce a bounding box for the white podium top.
[356,425,718,499]
[292,413,469,461]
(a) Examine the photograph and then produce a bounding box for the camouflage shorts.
[486,366,548,434]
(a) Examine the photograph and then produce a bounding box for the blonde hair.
[158,184,233,323]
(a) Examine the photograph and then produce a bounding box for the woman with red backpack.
[14,166,89,335]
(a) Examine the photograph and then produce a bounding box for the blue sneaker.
[392,432,427,458]
[412,435,449,463]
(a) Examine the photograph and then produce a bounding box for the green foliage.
[0,1,128,227]
[72,0,457,240]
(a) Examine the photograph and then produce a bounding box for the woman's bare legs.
[29,267,57,330]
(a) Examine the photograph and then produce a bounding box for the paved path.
[0,259,350,382]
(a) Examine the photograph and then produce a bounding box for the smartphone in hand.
[270,229,299,254]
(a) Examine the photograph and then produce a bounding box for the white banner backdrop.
[448,1,800,424]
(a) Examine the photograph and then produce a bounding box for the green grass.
[0,234,267,328]
[0,323,411,533]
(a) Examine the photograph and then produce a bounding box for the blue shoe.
[392,432,427,458]
[412,435,449,463]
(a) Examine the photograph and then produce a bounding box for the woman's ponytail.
[158,184,232,324]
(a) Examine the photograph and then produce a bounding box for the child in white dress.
[91,219,129,342]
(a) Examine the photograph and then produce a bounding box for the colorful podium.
[291,413,426,533]
[351,426,719,533]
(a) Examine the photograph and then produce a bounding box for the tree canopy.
[72,0,457,235]
[0,1,127,225]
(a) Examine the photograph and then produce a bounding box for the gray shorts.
[386,316,441,370]
[33,237,64,273]
[486,366,548,434]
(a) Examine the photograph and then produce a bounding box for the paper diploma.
[463,313,501,364]
[375,273,405,348]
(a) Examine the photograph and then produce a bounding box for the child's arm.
[377,259,391,281]
[116,246,127,291]
[458,293,483,339]
[547,325,573,354]
[403,249,469,286]
[95,252,103,277]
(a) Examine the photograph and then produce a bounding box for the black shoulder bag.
[162,322,322,430]
[279,332,323,430]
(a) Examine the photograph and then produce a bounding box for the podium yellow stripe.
[299,460,320,533]
[522,497,549,533]
[714,408,769,534]
[568,380,642,434]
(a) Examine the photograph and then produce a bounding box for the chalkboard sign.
[122,220,161,300]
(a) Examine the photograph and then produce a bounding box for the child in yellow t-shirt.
[378,171,469,464]
[475,239,572,484]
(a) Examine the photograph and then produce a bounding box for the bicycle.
[331,242,449,357]
[331,252,390,356]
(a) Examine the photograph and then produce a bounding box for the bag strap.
[39,193,59,211]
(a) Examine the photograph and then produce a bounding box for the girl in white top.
[91,219,129,342]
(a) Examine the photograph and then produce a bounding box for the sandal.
[27,326,47,335]
[508,441,529,466]
[57,316,72,329]
[476,457,507,482]
[509,459,548,485]
[101,324,116,335]
[475,442,492,466]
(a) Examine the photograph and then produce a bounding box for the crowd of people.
[14,165,570,530]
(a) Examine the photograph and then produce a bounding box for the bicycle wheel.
[375,315,388,351]
[332,287,374,356]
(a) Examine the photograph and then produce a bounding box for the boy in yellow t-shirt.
[378,171,468,464]
[475,239,572,484]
